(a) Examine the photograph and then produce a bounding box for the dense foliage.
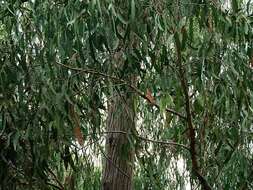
[1,0,253,189]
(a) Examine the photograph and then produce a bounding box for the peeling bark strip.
[102,93,135,190]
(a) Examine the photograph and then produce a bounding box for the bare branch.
[174,32,211,190]
[102,131,190,151]
[56,62,186,120]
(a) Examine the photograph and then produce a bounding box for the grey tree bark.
[102,91,135,190]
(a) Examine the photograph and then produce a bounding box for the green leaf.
[232,0,239,12]
[12,131,20,151]
[130,0,135,23]
[160,94,174,113]
[244,21,249,34]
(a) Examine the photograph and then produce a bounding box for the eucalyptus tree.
[1,0,253,190]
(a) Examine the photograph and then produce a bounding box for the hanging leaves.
[1,0,253,189]
[207,12,213,33]
[130,0,136,23]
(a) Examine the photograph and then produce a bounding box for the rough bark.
[102,92,135,190]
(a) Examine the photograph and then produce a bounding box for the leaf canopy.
[0,0,253,189]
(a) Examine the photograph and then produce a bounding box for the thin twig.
[102,131,190,151]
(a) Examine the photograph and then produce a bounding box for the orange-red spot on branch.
[146,89,156,104]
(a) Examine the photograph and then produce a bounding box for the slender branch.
[56,62,186,119]
[99,131,190,184]
[102,131,190,151]
[70,130,190,153]
[174,32,211,190]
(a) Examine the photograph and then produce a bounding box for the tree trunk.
[102,91,135,190]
